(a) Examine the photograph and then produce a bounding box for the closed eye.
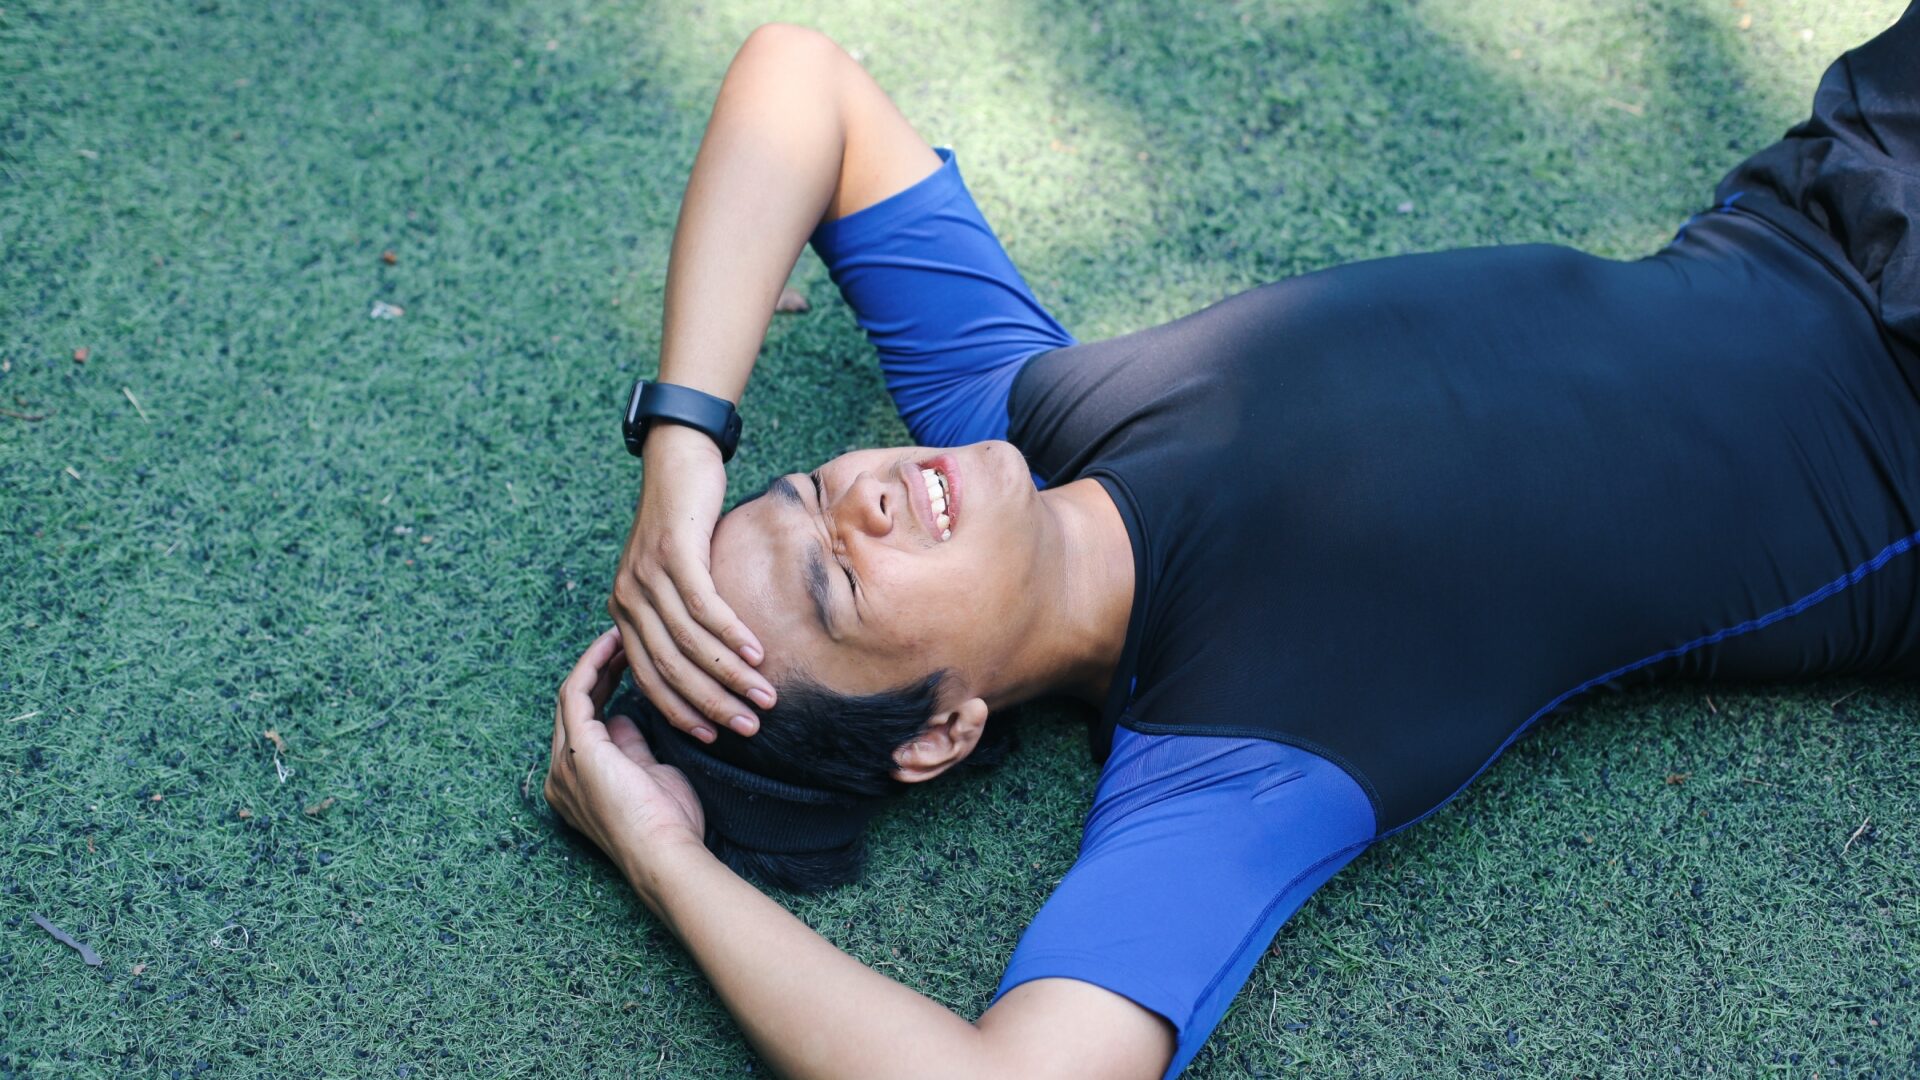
[810,471,860,598]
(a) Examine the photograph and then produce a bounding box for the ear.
[890,696,990,784]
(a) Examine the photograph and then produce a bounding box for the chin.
[971,441,1041,528]
[977,439,1028,479]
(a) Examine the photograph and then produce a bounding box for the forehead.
[709,479,829,677]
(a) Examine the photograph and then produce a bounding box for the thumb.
[605,714,659,767]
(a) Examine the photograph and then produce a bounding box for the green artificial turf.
[4,0,1917,1075]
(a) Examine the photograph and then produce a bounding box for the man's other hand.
[545,629,707,861]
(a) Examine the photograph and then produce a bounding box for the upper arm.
[723,25,1071,452]
[815,29,945,223]
[975,977,1174,1080]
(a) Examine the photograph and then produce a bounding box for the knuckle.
[681,589,708,619]
[651,652,681,683]
[649,531,677,563]
[670,623,701,656]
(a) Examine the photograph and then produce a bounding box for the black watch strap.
[623,379,743,462]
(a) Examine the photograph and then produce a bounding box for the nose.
[830,471,894,539]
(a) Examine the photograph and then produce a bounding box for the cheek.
[869,572,969,656]
[889,589,956,652]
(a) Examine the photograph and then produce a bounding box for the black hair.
[627,670,1011,892]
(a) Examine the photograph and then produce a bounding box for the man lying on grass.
[545,13,1920,1078]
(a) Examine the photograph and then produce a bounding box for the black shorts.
[1714,2,1920,369]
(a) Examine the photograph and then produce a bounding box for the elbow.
[726,22,858,111]
[735,22,849,68]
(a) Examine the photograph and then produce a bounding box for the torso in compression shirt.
[1007,209,1920,834]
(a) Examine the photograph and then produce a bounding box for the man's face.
[710,440,1046,705]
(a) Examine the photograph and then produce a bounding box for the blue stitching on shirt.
[1381,523,1920,839]
[1673,189,1747,244]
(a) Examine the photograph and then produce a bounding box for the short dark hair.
[629,670,1011,892]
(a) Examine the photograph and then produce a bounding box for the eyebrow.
[760,474,804,508]
[765,475,836,636]
[803,545,835,637]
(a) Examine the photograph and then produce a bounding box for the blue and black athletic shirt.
[810,13,1920,1069]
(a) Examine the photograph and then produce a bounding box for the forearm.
[655,25,851,406]
[625,842,998,1080]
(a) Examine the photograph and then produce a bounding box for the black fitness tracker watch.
[623,379,743,462]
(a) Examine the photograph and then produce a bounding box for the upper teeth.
[920,467,951,537]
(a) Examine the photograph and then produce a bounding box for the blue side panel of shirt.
[995,729,1376,1079]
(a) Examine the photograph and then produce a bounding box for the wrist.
[618,829,717,907]
[640,419,724,466]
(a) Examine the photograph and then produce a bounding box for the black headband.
[638,711,886,855]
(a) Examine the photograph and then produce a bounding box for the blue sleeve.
[994,730,1377,1079]
[808,147,1076,450]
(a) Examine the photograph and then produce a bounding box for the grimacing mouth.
[912,452,961,542]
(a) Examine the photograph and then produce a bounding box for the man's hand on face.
[610,423,775,743]
[545,629,707,863]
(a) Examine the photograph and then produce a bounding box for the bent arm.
[627,841,1172,1080]
[609,23,941,740]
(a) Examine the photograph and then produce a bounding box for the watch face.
[623,379,650,456]
[722,411,743,456]
[627,379,649,427]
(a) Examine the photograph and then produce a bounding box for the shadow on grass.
[992,0,1806,339]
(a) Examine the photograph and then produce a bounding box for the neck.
[988,477,1136,710]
